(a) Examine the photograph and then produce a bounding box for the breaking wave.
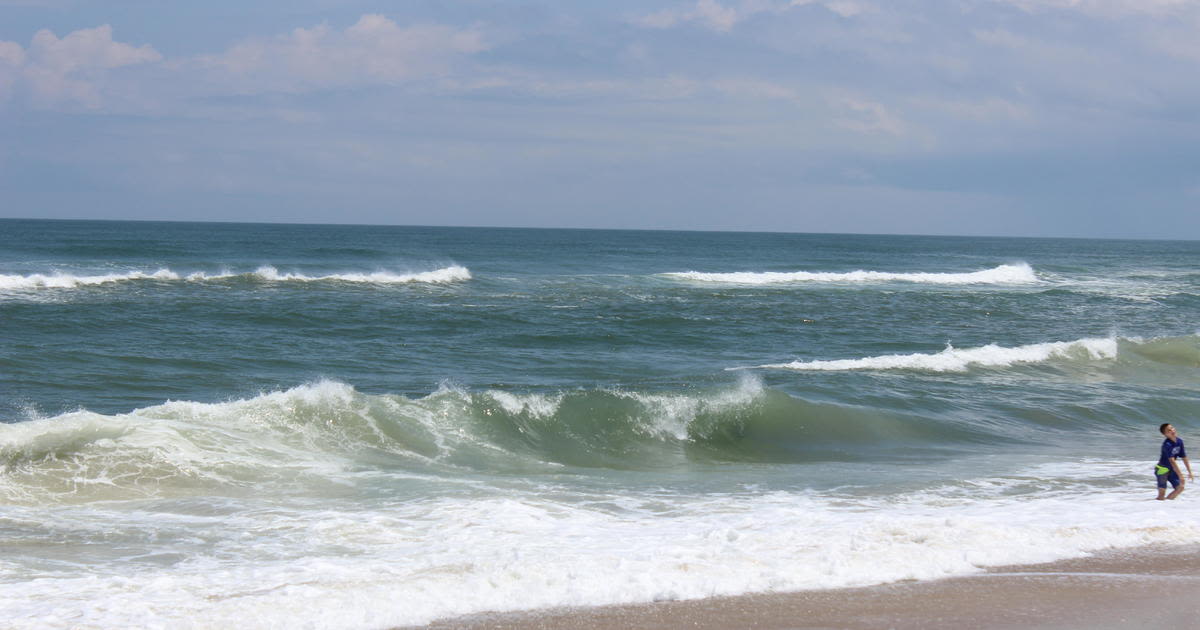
[208,265,472,284]
[747,334,1198,373]
[0,265,471,290]
[0,269,179,289]
[0,379,991,504]
[663,263,1037,285]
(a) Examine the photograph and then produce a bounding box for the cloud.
[199,14,488,93]
[1151,23,1200,62]
[0,25,161,108]
[994,0,1196,17]
[631,0,867,31]
[910,97,1031,122]
[3,14,491,109]
[811,1,871,18]
[633,0,742,32]
[833,96,906,135]
[0,41,25,100]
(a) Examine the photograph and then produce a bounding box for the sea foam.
[240,265,472,284]
[0,269,179,289]
[1,467,1197,630]
[749,336,1121,372]
[665,263,1037,285]
[5,382,1200,629]
[0,265,471,290]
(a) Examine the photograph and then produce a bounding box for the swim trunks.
[1157,466,1181,489]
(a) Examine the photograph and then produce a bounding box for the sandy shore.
[410,544,1200,629]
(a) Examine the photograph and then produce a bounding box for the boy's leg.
[1167,471,1184,500]
[1157,469,1169,500]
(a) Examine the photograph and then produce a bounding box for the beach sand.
[412,544,1200,629]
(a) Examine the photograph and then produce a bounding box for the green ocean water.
[1,219,1198,628]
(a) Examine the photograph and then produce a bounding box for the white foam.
[0,462,1194,630]
[3,379,774,505]
[8,382,1194,628]
[665,263,1037,285]
[479,376,766,441]
[0,269,179,289]
[751,337,1120,372]
[185,269,237,281]
[485,390,562,419]
[615,373,765,440]
[0,381,392,504]
[0,265,471,290]
[246,265,472,284]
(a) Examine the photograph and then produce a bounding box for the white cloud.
[631,0,865,32]
[633,0,742,31]
[0,25,161,108]
[994,0,1197,17]
[0,40,25,100]
[695,0,742,31]
[813,1,870,18]
[990,1,1200,66]
[200,14,487,93]
[833,96,906,135]
[0,41,26,66]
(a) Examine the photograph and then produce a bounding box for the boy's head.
[1161,423,1176,437]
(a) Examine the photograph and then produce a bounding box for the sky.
[0,0,1198,238]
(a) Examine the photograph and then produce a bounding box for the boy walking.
[1157,423,1193,500]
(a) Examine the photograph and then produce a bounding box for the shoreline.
[411,544,1200,629]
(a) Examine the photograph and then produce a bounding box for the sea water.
[1,219,1198,629]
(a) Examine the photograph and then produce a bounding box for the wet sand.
[411,545,1200,629]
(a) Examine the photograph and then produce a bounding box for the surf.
[0,269,180,289]
[230,265,471,284]
[1,378,1010,505]
[744,334,1199,372]
[0,265,471,290]
[663,263,1038,285]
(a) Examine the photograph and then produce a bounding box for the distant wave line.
[0,265,472,289]
[739,336,1145,373]
[664,263,1037,285]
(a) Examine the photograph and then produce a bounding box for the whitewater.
[2,220,1199,629]
[746,336,1127,372]
[663,262,1038,285]
[5,380,1200,629]
[0,264,471,290]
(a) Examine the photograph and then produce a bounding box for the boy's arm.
[1171,456,1185,481]
[1184,456,1193,480]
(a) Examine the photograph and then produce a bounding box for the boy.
[1156,423,1193,500]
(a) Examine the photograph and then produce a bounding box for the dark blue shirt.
[1159,437,1187,468]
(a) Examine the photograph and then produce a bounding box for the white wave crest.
[616,372,765,440]
[478,377,766,440]
[751,337,1120,372]
[0,381,374,503]
[665,263,1037,285]
[485,390,563,419]
[0,265,471,290]
[0,269,179,290]
[245,265,471,284]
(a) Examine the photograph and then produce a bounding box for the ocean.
[1,219,1198,629]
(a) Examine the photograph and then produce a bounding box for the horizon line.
[1,216,1194,244]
